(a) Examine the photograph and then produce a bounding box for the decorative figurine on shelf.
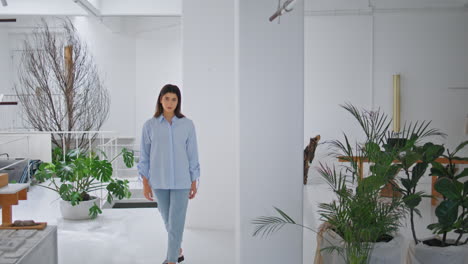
[304,135,320,185]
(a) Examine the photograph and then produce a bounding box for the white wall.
[182,0,237,231]
[0,133,52,162]
[238,0,304,263]
[304,10,468,186]
[72,17,136,138]
[304,15,372,186]
[373,11,468,154]
[135,23,182,143]
[0,28,9,95]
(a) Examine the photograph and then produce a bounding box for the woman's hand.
[142,177,154,201]
[189,181,197,199]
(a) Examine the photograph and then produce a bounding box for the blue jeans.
[153,189,190,263]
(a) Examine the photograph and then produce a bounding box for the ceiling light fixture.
[270,0,297,22]
[72,0,100,17]
[1,0,8,7]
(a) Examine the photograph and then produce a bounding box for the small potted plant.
[407,141,468,264]
[35,147,134,219]
[389,139,445,245]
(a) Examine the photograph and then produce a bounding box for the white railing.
[0,130,137,207]
[0,94,31,131]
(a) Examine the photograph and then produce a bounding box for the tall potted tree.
[15,18,110,149]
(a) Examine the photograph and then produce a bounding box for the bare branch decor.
[15,18,110,149]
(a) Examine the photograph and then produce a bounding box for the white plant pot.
[369,234,406,264]
[314,227,405,264]
[407,237,468,264]
[60,197,100,220]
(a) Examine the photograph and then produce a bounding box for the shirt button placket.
[169,122,175,188]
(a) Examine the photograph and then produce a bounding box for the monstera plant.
[36,147,134,219]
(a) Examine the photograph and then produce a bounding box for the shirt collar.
[159,115,179,123]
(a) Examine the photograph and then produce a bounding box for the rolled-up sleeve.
[137,122,151,180]
[187,122,200,182]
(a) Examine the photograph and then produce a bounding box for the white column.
[183,0,304,262]
[237,0,304,263]
[182,0,237,230]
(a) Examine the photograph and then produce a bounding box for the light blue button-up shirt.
[137,115,200,189]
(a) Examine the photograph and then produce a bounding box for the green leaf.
[453,141,468,155]
[59,183,72,196]
[403,194,422,209]
[56,162,75,181]
[89,203,102,219]
[435,178,460,200]
[52,147,64,163]
[454,181,464,196]
[401,152,420,169]
[122,148,135,168]
[384,165,401,180]
[422,143,445,162]
[401,178,413,191]
[365,142,381,155]
[35,163,55,181]
[106,179,131,200]
[92,159,113,182]
[107,193,114,205]
[273,207,296,224]
[435,200,459,226]
[427,223,443,234]
[464,181,468,196]
[430,162,448,178]
[359,175,386,193]
[66,148,83,160]
[412,162,429,185]
[69,192,82,205]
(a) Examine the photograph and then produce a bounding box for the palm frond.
[252,208,314,238]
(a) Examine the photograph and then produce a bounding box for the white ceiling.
[0,0,466,17]
[0,0,182,16]
[306,0,468,11]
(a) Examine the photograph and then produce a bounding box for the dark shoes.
[162,255,184,264]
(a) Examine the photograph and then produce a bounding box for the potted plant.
[252,104,445,264]
[35,147,134,219]
[407,141,468,264]
[388,139,445,245]
[253,104,407,264]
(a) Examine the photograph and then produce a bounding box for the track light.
[1,0,8,7]
[72,0,100,17]
[269,0,297,22]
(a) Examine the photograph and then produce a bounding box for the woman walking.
[137,84,200,264]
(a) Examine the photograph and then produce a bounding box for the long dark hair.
[154,84,185,118]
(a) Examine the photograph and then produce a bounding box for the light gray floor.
[1,184,235,264]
